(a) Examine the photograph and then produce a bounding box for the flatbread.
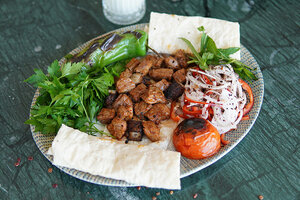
[148,12,240,60]
[47,124,181,189]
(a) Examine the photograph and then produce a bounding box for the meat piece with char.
[134,57,153,75]
[134,101,152,119]
[117,105,133,121]
[129,83,147,102]
[142,121,160,142]
[173,68,186,83]
[141,86,167,104]
[113,94,133,110]
[152,79,170,91]
[174,49,189,68]
[130,73,143,84]
[97,108,115,124]
[119,68,132,79]
[126,58,140,71]
[164,81,185,101]
[126,120,143,141]
[104,93,118,108]
[145,103,170,124]
[142,76,156,86]
[107,117,127,139]
[164,56,180,69]
[116,77,135,93]
[153,56,164,68]
[149,68,173,81]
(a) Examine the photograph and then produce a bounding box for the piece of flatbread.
[47,124,181,189]
[148,12,240,60]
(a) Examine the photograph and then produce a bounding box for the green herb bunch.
[180,26,257,81]
[25,60,125,135]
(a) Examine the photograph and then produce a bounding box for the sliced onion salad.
[183,64,248,134]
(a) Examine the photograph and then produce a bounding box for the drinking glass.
[102,0,146,25]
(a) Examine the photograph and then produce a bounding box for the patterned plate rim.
[29,23,264,187]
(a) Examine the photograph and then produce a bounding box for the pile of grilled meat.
[97,50,189,142]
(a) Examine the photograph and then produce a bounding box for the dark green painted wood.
[0,0,299,199]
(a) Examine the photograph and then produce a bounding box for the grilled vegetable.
[173,118,221,159]
[71,30,148,68]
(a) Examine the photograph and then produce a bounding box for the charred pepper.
[70,30,148,68]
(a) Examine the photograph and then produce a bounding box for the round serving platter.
[30,23,264,187]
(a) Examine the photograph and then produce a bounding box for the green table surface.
[0,0,299,199]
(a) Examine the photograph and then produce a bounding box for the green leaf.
[24,69,48,87]
[61,62,86,77]
[179,37,202,61]
[218,47,240,58]
[109,61,126,77]
[36,118,58,134]
[199,26,208,55]
[197,26,205,32]
[206,37,219,55]
[47,60,61,78]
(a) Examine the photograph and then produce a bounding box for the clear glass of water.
[102,0,146,25]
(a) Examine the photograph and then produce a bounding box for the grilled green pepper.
[71,30,147,68]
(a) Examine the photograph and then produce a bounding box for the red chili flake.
[193,193,198,199]
[48,168,53,173]
[17,158,21,162]
[87,192,90,194]
[258,195,264,200]
[28,156,33,161]
[137,186,141,190]
[52,183,58,188]
[169,190,174,195]
[14,162,20,167]
[89,198,93,200]
[156,192,160,196]
[152,197,157,200]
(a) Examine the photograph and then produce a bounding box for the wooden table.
[0,0,299,199]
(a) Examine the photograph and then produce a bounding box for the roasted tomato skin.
[173,118,221,159]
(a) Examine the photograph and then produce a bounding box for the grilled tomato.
[173,118,221,159]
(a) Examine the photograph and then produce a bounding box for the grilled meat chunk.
[149,68,173,81]
[145,103,170,123]
[173,68,186,83]
[132,115,141,121]
[117,105,133,121]
[130,73,143,84]
[104,93,118,108]
[154,57,164,68]
[152,79,170,91]
[113,94,133,110]
[134,101,152,119]
[142,76,156,86]
[174,49,189,68]
[116,77,135,93]
[141,86,167,104]
[129,83,147,102]
[134,57,153,75]
[127,120,143,132]
[119,68,132,79]
[164,81,185,101]
[164,56,180,69]
[97,108,116,124]
[126,57,140,71]
[126,120,143,141]
[142,121,160,142]
[107,117,127,139]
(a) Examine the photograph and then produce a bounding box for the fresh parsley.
[25,60,126,135]
[180,26,257,81]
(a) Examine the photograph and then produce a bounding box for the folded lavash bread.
[47,124,181,189]
[148,12,240,60]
